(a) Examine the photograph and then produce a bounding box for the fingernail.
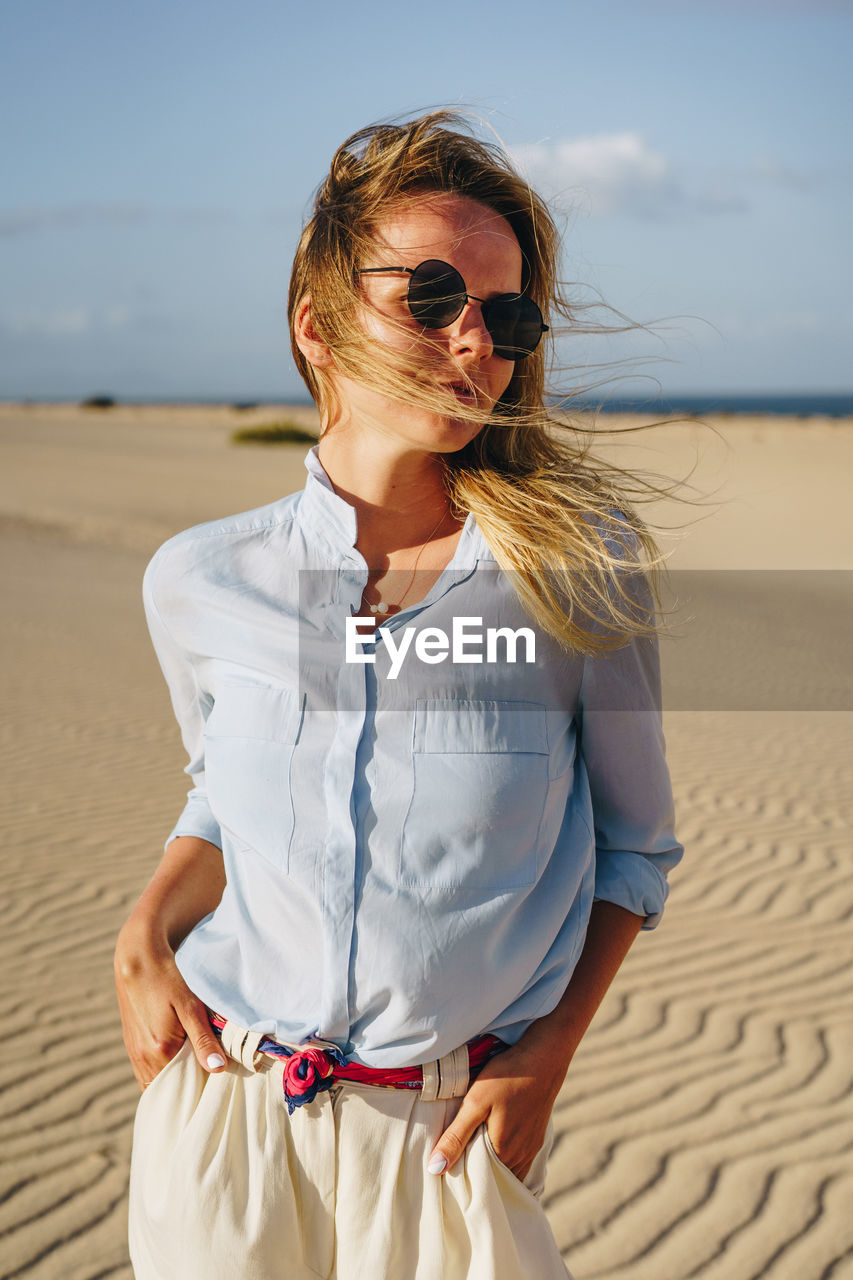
[206,1053,226,1070]
[427,1154,447,1175]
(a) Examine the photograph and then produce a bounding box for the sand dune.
[1,403,851,1279]
[551,709,853,1279]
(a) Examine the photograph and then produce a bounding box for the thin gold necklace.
[367,505,451,616]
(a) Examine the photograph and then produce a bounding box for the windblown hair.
[287,110,667,652]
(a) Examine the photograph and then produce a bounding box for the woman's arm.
[114,835,227,1089]
[428,899,643,1180]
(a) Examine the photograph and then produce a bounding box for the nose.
[447,299,493,360]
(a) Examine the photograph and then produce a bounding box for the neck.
[317,426,455,555]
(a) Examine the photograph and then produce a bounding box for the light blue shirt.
[143,446,682,1068]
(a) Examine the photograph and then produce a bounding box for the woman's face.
[325,192,523,455]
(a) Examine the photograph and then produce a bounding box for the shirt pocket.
[203,682,305,870]
[399,699,549,892]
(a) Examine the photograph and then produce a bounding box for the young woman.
[116,112,682,1280]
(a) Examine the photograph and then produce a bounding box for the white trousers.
[128,1031,572,1280]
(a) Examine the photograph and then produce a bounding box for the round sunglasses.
[357,259,548,361]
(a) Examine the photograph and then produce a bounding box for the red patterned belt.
[209,1012,503,1115]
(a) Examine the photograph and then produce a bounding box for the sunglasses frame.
[357,258,548,361]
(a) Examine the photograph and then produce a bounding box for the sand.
[1,402,851,1279]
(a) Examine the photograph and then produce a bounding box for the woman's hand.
[114,923,227,1090]
[427,1038,563,1183]
[114,835,228,1090]
[427,900,646,1180]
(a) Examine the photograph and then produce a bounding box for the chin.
[427,416,487,453]
[366,398,490,455]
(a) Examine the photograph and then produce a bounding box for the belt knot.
[280,1047,344,1114]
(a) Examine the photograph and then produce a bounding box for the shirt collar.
[298,444,360,554]
[297,444,490,571]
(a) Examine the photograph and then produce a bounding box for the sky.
[1,0,851,401]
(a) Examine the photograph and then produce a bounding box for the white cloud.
[718,309,823,340]
[0,204,148,237]
[636,0,851,13]
[509,133,680,218]
[3,307,92,336]
[753,156,811,190]
[717,0,849,12]
[104,305,131,330]
[508,133,818,220]
[1,305,135,337]
[0,203,234,237]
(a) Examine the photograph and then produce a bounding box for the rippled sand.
[1,403,851,1278]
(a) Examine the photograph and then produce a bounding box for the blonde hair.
[288,110,667,653]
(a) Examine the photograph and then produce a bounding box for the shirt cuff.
[164,789,222,853]
[593,850,673,930]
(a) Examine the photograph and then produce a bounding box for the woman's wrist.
[509,902,646,1094]
[509,1018,580,1100]
[114,911,174,974]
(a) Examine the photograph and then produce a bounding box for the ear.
[293,295,333,368]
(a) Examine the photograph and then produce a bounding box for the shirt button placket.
[315,590,367,1046]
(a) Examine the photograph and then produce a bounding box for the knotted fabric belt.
[209,1012,503,1115]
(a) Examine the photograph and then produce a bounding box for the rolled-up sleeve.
[578,593,682,929]
[143,549,222,853]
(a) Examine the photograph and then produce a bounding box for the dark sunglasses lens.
[483,296,545,360]
[407,260,466,329]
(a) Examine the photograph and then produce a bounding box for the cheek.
[492,360,516,400]
[363,314,453,377]
[358,297,420,353]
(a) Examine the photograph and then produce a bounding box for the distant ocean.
[223,392,853,418]
[10,392,852,418]
[185,391,853,418]
[569,393,853,418]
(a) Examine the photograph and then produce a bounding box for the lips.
[445,381,478,403]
